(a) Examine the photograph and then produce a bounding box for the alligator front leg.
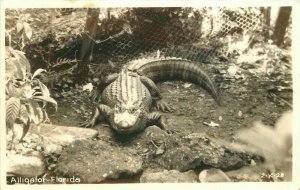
[91,73,119,101]
[147,112,168,131]
[140,76,172,112]
[80,104,112,128]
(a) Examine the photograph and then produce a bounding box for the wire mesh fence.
[5,7,267,81]
[86,7,263,64]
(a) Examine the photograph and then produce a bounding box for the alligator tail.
[128,58,221,105]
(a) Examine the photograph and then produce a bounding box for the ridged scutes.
[128,57,221,105]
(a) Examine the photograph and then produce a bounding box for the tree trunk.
[261,7,271,41]
[272,7,291,47]
[77,8,100,78]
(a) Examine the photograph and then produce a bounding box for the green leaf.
[19,104,29,124]
[27,100,41,124]
[6,97,21,127]
[27,101,34,123]
[32,91,43,96]
[36,106,44,123]
[33,96,57,111]
[38,81,50,97]
[23,22,32,40]
[32,69,46,79]
[16,22,24,34]
[6,58,25,79]
[5,48,31,79]
[23,83,34,99]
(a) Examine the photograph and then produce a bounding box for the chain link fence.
[5,7,266,81]
[88,7,263,63]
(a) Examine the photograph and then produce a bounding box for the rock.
[199,168,231,182]
[225,166,267,182]
[7,152,45,177]
[158,146,201,171]
[155,144,165,155]
[238,110,243,117]
[144,125,168,145]
[93,124,114,141]
[140,169,197,183]
[43,142,63,155]
[158,133,247,171]
[23,124,98,156]
[29,124,99,146]
[56,140,143,183]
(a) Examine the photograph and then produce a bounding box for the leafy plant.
[16,21,32,40]
[6,47,57,145]
[219,111,292,181]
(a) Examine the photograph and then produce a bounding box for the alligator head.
[110,100,148,134]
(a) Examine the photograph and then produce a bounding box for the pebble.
[199,168,231,182]
[238,110,243,117]
[218,116,223,121]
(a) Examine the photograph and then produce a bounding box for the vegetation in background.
[6,46,57,148]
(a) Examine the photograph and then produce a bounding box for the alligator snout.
[115,120,130,128]
[114,111,138,129]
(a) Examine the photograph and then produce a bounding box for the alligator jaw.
[111,111,147,134]
[114,111,138,129]
[111,120,147,135]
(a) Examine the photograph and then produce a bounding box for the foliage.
[16,21,33,48]
[6,47,57,142]
[5,10,34,49]
[235,111,292,181]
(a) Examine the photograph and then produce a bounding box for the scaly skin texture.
[81,58,220,135]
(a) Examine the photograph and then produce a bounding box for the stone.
[7,152,45,177]
[199,168,231,182]
[93,124,114,141]
[225,166,265,182]
[158,146,201,171]
[144,125,168,145]
[158,133,247,172]
[43,142,63,155]
[30,124,99,146]
[56,140,143,183]
[140,169,197,183]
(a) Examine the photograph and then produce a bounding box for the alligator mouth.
[113,111,142,134]
[112,121,142,135]
[114,126,137,134]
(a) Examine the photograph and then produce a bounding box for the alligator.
[80,57,221,134]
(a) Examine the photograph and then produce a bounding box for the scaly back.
[128,57,221,105]
[102,69,152,109]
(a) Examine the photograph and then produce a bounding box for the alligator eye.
[114,105,121,112]
[128,108,136,113]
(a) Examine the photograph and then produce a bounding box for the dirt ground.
[46,55,292,182]
[49,60,292,142]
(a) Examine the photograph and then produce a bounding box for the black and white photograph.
[1,0,299,189]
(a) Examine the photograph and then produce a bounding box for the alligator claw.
[159,119,173,135]
[79,119,96,128]
[155,100,173,112]
[165,129,173,135]
[90,90,101,102]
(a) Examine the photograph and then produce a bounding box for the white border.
[1,0,299,190]
[0,0,7,189]
[0,0,297,8]
[292,0,300,186]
